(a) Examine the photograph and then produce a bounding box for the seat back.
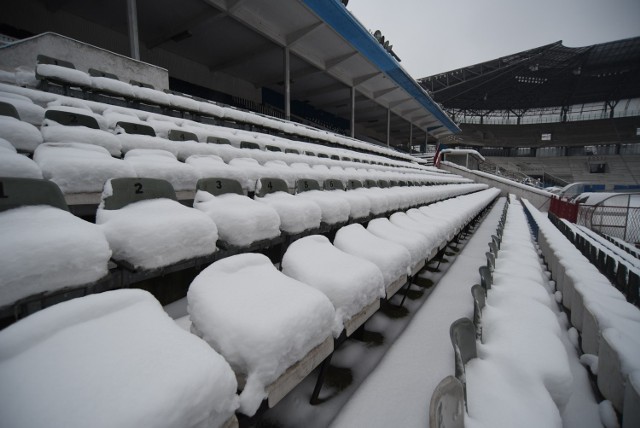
[377,180,389,188]
[116,121,156,137]
[317,153,329,159]
[304,151,316,157]
[102,177,176,210]
[197,178,243,196]
[296,178,321,193]
[616,263,629,294]
[398,180,407,187]
[206,136,231,145]
[37,54,75,69]
[429,376,465,428]
[285,148,300,155]
[450,317,477,380]
[471,284,486,340]
[240,141,261,150]
[486,251,495,271]
[347,179,363,190]
[629,271,639,305]
[0,101,20,120]
[324,179,345,191]
[364,179,378,188]
[130,80,154,89]
[330,154,340,160]
[168,129,198,142]
[489,241,498,257]
[88,68,119,79]
[491,234,501,250]
[479,265,492,290]
[255,177,289,197]
[0,177,68,212]
[44,109,100,129]
[605,254,617,280]
[265,145,281,152]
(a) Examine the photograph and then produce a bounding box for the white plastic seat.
[96,177,217,271]
[282,235,385,337]
[34,142,136,194]
[193,178,281,249]
[0,177,111,309]
[333,224,411,298]
[0,289,239,428]
[187,253,335,416]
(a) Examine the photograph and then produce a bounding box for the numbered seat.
[449,317,477,398]
[194,177,281,249]
[479,265,492,291]
[206,136,231,145]
[0,102,44,153]
[471,284,486,340]
[0,177,111,321]
[42,108,122,156]
[35,54,92,90]
[96,177,217,271]
[116,121,156,136]
[168,129,198,142]
[254,177,322,235]
[295,178,350,227]
[240,141,261,150]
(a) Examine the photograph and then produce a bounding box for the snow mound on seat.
[193,190,280,247]
[188,253,334,415]
[0,289,239,428]
[282,235,384,337]
[0,205,111,307]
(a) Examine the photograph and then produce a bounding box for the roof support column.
[386,107,391,147]
[409,122,413,152]
[350,86,356,138]
[284,46,291,121]
[126,0,140,60]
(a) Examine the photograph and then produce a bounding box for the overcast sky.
[347,0,640,78]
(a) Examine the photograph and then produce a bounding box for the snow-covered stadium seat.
[41,107,122,157]
[123,149,199,192]
[96,177,217,271]
[0,104,43,153]
[34,142,136,194]
[282,235,385,338]
[295,178,350,226]
[0,177,111,315]
[333,224,411,299]
[429,375,465,428]
[194,177,281,249]
[0,289,240,428]
[255,177,322,235]
[187,253,335,416]
[0,138,43,179]
[367,218,428,276]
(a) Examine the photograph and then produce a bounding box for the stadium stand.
[1,1,639,427]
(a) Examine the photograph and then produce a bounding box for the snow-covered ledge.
[439,161,552,212]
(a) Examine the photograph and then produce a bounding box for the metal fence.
[577,194,640,245]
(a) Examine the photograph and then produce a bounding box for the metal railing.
[577,194,640,245]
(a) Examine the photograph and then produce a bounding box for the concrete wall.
[0,32,170,90]
[440,162,552,212]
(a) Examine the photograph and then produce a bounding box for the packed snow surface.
[187,253,334,416]
[0,205,111,307]
[123,149,199,191]
[34,142,135,193]
[0,115,43,152]
[333,223,411,289]
[282,235,385,337]
[193,189,280,248]
[0,148,43,178]
[0,289,239,428]
[255,190,322,234]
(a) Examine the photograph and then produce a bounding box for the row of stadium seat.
[432,196,578,427]
[0,185,500,427]
[549,215,640,307]
[523,199,640,425]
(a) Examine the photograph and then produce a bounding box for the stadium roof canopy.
[419,37,640,117]
[2,0,458,150]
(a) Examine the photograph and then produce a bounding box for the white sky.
[347,0,640,78]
